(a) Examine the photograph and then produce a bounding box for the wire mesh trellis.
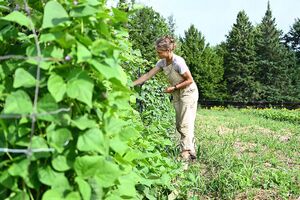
[0,0,70,156]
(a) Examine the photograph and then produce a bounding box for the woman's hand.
[133,67,161,86]
[164,86,176,93]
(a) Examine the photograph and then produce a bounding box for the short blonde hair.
[155,35,176,51]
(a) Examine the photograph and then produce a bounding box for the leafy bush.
[243,108,300,124]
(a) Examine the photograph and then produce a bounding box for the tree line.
[126,2,300,103]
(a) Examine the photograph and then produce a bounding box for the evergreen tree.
[167,15,176,37]
[180,25,224,100]
[166,15,183,56]
[215,42,230,99]
[117,0,135,11]
[255,2,297,101]
[223,10,258,101]
[284,18,300,65]
[128,7,171,63]
[284,19,300,50]
[283,18,300,99]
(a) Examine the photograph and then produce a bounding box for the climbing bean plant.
[0,0,181,199]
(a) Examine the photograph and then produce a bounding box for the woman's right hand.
[164,86,176,93]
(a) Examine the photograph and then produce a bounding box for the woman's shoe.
[181,150,190,161]
[189,152,197,161]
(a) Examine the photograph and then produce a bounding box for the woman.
[133,36,199,161]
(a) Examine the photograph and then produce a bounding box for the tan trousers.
[162,63,199,155]
[173,86,198,154]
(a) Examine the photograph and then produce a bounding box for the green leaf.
[38,166,70,190]
[0,171,18,190]
[77,128,108,155]
[89,60,119,80]
[118,173,138,197]
[37,93,58,111]
[31,136,51,160]
[47,128,72,153]
[91,39,116,55]
[71,114,97,130]
[104,117,127,137]
[8,159,30,178]
[65,192,81,200]
[47,73,66,102]
[10,191,30,200]
[87,0,101,6]
[98,21,110,37]
[7,159,39,190]
[119,127,140,142]
[89,178,104,199]
[75,177,91,200]
[155,173,171,186]
[18,127,31,138]
[66,70,94,107]
[40,32,63,42]
[1,11,31,29]
[110,136,128,156]
[123,150,145,162]
[112,8,128,22]
[57,33,76,48]
[3,90,32,114]
[0,5,10,11]
[42,189,62,200]
[70,5,98,17]
[77,42,92,63]
[74,155,104,178]
[0,85,4,96]
[105,193,123,200]
[42,45,64,59]
[75,33,93,46]
[24,163,41,189]
[95,159,121,188]
[42,0,70,29]
[88,60,127,85]
[37,94,59,122]
[13,68,36,88]
[40,32,76,48]
[52,155,70,171]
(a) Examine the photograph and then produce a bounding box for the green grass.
[176,108,300,200]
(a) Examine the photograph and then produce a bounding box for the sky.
[135,0,300,45]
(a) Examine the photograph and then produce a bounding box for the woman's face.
[156,49,170,59]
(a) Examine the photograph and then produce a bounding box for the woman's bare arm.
[133,67,161,86]
[176,71,194,89]
[165,70,194,93]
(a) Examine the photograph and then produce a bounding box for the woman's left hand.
[164,86,175,93]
